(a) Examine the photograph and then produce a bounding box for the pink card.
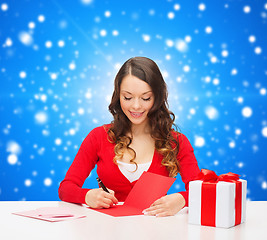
[92,171,176,217]
[13,207,86,222]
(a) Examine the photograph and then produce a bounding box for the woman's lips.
[129,111,144,118]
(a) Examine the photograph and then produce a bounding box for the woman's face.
[120,75,154,127]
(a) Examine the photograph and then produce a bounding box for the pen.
[96,177,110,193]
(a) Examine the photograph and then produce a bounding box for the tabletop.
[0,201,266,240]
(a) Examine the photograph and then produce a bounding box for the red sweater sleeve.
[58,128,99,204]
[176,134,200,207]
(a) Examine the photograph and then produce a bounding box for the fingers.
[150,197,163,207]
[85,188,118,209]
[143,202,167,217]
[101,197,114,208]
[95,191,117,208]
[143,206,170,217]
[102,191,118,206]
[107,189,119,204]
[143,193,185,217]
[154,212,170,217]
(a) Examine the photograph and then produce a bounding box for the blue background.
[0,0,266,201]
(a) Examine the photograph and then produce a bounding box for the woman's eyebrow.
[121,90,152,95]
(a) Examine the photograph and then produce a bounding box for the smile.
[129,111,144,118]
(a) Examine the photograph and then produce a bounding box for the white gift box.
[188,179,247,228]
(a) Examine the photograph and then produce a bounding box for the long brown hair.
[108,57,180,177]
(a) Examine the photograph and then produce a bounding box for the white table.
[0,201,266,240]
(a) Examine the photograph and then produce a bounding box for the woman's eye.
[124,97,132,101]
[142,97,151,101]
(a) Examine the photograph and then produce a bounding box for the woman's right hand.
[85,188,118,209]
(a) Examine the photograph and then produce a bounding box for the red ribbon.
[196,169,242,227]
[196,169,240,182]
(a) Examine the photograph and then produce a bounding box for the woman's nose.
[132,98,141,110]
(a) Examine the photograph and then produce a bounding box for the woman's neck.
[130,121,151,137]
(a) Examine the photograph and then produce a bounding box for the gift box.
[188,169,247,228]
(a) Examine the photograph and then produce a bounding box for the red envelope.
[92,171,176,217]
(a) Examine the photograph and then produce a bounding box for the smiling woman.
[58,57,200,217]
[108,57,182,177]
[120,75,154,127]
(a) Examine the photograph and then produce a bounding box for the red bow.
[196,169,240,183]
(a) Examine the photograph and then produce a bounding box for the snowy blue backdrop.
[1,0,267,201]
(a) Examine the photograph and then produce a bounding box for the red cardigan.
[58,124,200,206]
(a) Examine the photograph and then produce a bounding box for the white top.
[117,160,152,182]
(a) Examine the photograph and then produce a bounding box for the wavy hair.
[108,57,180,177]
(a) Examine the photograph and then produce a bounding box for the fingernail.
[156,214,159,217]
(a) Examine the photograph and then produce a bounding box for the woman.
[58,57,200,217]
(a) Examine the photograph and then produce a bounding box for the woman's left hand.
[142,193,186,217]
